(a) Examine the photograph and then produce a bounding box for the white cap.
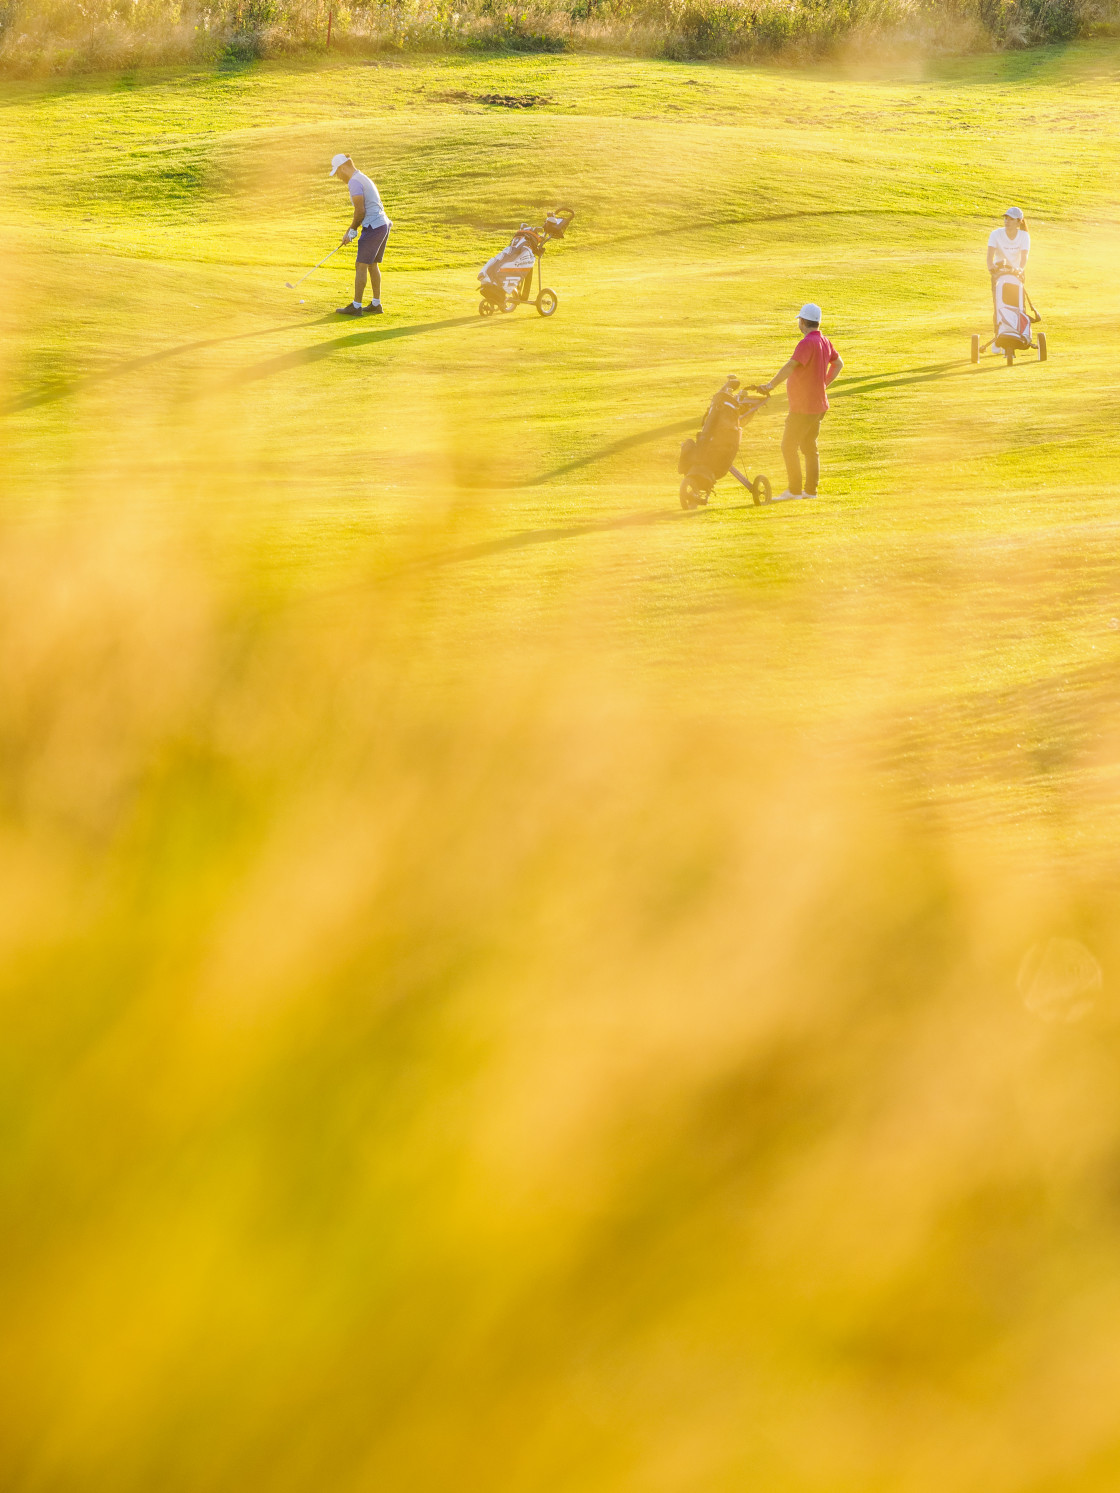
[329,153,351,177]
[1004,206,1024,220]
[798,302,822,324]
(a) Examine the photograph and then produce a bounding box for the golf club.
[285,240,345,289]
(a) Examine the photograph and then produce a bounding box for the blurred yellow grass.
[3,461,1120,1491]
[3,44,1120,1493]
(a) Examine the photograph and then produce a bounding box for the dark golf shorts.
[356,223,391,265]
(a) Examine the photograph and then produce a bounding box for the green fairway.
[6,42,1120,1493]
[5,46,1120,764]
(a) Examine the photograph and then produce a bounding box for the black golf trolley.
[678,377,772,510]
[972,263,1047,366]
[478,208,575,319]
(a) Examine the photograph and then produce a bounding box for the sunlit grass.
[2,42,1120,1493]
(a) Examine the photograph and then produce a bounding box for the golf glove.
[344,228,357,243]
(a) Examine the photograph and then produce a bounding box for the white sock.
[371,298,381,307]
[352,300,361,309]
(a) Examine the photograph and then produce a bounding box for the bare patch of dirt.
[430,90,553,107]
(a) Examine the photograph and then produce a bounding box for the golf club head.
[284,281,294,288]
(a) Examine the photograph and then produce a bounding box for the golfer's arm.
[986,247,999,273]
[764,357,800,390]
[346,193,365,236]
[825,355,844,387]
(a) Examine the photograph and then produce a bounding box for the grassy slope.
[5,48,1120,787]
[0,53,1117,898]
[5,43,1120,1493]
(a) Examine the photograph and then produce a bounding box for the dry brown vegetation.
[3,0,1120,75]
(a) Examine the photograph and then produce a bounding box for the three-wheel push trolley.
[678,377,772,510]
[972,263,1047,366]
[478,208,575,319]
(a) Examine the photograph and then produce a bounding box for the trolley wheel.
[752,475,772,506]
[536,288,559,317]
[971,334,980,364]
[478,300,494,317]
[1038,332,1047,362]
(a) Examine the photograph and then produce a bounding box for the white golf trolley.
[972,262,1047,366]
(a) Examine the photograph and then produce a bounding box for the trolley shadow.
[498,357,988,494]
[411,495,816,571]
[830,358,1000,399]
[418,506,696,567]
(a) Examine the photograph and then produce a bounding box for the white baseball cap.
[329,153,351,176]
[798,302,822,323]
[1004,206,1024,219]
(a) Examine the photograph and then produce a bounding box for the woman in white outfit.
[987,207,1030,332]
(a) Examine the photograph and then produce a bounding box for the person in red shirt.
[760,303,843,501]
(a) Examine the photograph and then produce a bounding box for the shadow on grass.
[420,505,696,567]
[1,311,481,415]
[402,352,1006,568]
[473,417,698,490]
[488,357,994,493]
[415,488,823,569]
[307,356,1004,581]
[0,315,336,416]
[409,497,805,570]
[833,357,1005,398]
[586,208,1015,256]
[226,316,481,386]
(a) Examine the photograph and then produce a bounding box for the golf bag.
[477,208,574,317]
[678,377,771,510]
[479,229,539,303]
[971,262,1046,365]
[993,267,1038,352]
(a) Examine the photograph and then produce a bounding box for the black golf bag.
[678,377,771,509]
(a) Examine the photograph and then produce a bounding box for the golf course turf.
[7,49,1120,704]
[4,41,1120,1493]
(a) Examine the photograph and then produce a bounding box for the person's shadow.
[0,311,481,415]
[832,356,1001,399]
[224,316,481,387]
[0,315,334,416]
[413,355,1002,568]
[479,357,990,492]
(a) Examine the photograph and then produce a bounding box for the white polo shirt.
[988,226,1030,271]
[348,170,389,231]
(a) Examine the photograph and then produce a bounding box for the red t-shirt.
[787,330,839,414]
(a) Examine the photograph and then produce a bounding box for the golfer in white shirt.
[330,153,392,317]
[987,207,1030,275]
